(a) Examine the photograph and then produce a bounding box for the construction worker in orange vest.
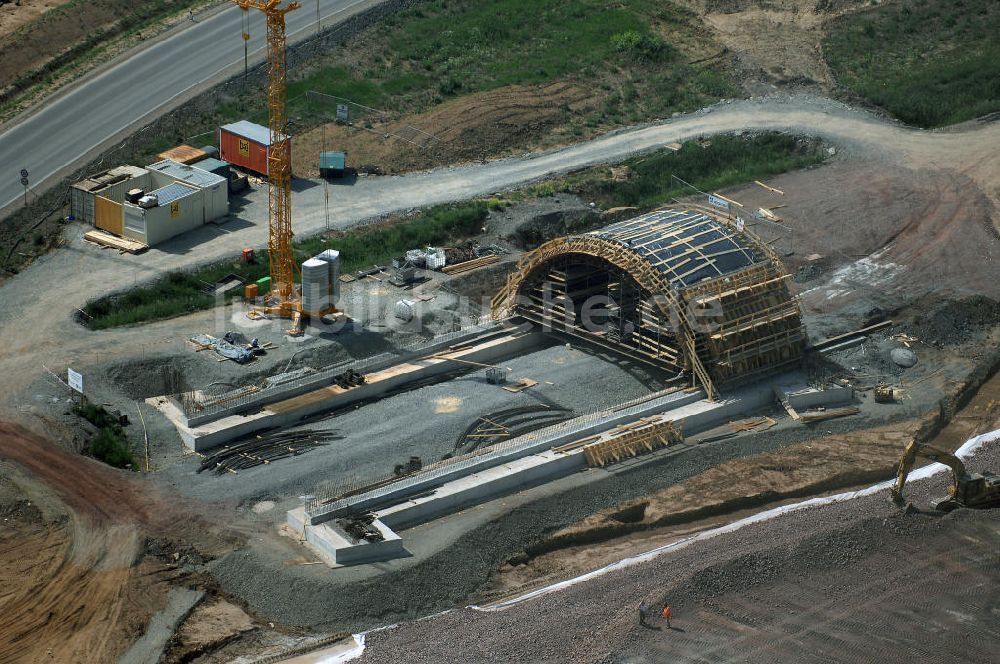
[662,604,673,629]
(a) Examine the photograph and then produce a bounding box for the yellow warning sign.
[170,201,180,218]
[239,138,250,157]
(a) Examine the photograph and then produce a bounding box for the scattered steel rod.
[198,428,343,475]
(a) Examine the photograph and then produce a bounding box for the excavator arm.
[891,437,967,507]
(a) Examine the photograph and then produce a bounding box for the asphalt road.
[0,0,381,214]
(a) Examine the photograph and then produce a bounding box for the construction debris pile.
[189,333,274,364]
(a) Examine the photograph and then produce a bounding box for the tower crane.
[234,0,304,334]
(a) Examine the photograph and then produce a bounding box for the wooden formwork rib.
[493,207,809,397]
[582,418,683,467]
[493,234,719,399]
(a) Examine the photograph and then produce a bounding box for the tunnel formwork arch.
[493,208,806,397]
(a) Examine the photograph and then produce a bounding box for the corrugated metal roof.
[151,182,198,205]
[589,209,764,288]
[148,159,226,188]
[107,165,148,179]
[190,157,229,173]
[221,120,285,146]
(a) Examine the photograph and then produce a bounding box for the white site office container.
[316,249,341,302]
[301,258,331,314]
[147,159,229,223]
[71,165,150,225]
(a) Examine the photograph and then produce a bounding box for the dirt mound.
[514,424,911,562]
[0,0,71,38]
[0,420,217,535]
[696,0,871,89]
[0,422,241,661]
[163,598,255,663]
[293,82,598,177]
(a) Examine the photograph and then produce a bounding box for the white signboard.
[67,368,84,394]
[336,103,350,122]
[736,216,745,232]
[708,194,730,211]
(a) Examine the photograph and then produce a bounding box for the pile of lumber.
[728,416,776,432]
[440,254,499,275]
[83,230,147,254]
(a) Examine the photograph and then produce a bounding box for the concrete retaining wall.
[379,451,585,531]
[184,323,509,428]
[181,330,543,451]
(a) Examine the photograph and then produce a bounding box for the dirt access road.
[2,94,998,417]
[0,421,228,662]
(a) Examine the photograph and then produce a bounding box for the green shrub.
[569,133,826,209]
[73,403,120,429]
[72,404,134,469]
[90,427,134,469]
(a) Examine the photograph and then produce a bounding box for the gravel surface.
[207,385,932,632]
[353,436,1000,664]
[902,296,1000,347]
[161,343,668,505]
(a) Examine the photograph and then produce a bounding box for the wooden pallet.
[502,378,538,393]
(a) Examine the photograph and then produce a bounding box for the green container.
[256,276,271,293]
[320,151,346,170]
[320,151,347,178]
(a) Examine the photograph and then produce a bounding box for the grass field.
[82,202,488,329]
[824,0,1000,128]
[560,133,826,209]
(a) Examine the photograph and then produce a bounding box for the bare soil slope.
[0,0,70,38]
[0,421,233,662]
[293,83,598,177]
[684,0,873,89]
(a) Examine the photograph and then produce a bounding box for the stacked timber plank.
[84,229,148,254]
[440,254,499,275]
[798,406,860,423]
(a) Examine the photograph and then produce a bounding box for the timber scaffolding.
[493,208,806,399]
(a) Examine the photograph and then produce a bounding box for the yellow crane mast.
[234,0,301,332]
